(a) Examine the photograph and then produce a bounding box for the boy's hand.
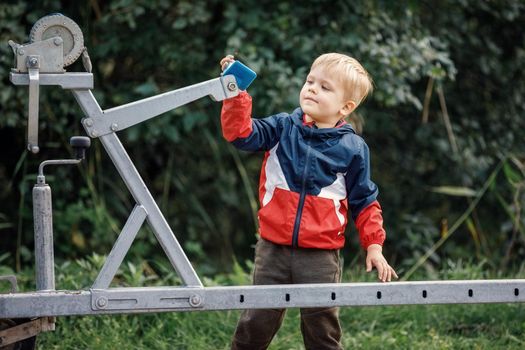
[220,55,235,71]
[366,244,398,282]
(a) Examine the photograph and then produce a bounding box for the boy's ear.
[340,100,357,116]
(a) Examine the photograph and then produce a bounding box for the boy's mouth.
[303,96,318,103]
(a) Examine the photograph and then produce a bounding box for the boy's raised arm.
[220,55,283,152]
[221,90,254,142]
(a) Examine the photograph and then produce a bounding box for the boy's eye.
[322,85,330,91]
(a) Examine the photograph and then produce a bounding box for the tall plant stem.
[437,85,459,156]
[402,157,506,281]
[421,77,434,124]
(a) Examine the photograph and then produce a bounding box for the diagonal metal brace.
[92,205,148,289]
[72,91,203,287]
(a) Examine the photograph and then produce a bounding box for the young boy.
[220,53,397,350]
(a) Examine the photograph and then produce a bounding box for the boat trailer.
[1,14,524,349]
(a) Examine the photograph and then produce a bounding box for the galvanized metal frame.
[3,71,525,320]
[2,281,525,319]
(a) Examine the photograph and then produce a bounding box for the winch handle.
[70,136,91,160]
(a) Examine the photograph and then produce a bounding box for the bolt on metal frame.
[2,61,525,321]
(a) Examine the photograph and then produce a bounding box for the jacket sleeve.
[221,91,282,151]
[355,201,386,249]
[345,141,386,249]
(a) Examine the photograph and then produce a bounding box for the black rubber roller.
[70,136,91,160]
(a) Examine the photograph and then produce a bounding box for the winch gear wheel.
[29,14,84,67]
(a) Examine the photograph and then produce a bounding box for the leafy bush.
[0,1,523,277]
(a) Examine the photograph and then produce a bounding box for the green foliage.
[0,0,524,278]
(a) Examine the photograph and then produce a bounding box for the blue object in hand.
[222,60,257,91]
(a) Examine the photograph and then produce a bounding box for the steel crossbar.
[1,280,525,318]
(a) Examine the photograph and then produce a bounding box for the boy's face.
[299,67,356,127]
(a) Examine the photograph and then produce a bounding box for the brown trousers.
[231,238,343,350]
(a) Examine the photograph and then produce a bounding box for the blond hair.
[311,53,373,107]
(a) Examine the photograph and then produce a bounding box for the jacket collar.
[301,114,347,128]
[290,108,356,136]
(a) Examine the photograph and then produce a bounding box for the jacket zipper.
[291,129,313,247]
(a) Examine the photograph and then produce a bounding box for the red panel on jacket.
[299,195,347,249]
[258,188,298,246]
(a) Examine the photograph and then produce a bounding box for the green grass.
[36,303,525,349]
[3,257,525,349]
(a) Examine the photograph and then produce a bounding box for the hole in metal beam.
[376,291,382,299]
[285,293,290,302]
[331,292,336,300]
[468,289,473,297]
[515,288,519,296]
[422,290,427,298]
[240,295,244,303]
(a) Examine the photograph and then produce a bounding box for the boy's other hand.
[366,244,398,282]
[220,55,235,71]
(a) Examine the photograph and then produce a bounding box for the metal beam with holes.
[1,280,524,318]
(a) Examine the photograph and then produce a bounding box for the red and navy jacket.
[221,91,386,250]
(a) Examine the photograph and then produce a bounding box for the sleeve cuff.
[355,200,386,250]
